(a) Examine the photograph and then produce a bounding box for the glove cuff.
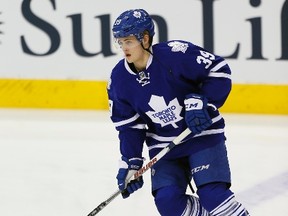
[119,156,144,170]
[184,93,208,111]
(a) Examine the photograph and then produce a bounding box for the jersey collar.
[124,53,153,75]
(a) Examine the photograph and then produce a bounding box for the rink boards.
[0,79,287,114]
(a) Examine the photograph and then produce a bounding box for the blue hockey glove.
[184,93,213,134]
[116,156,144,199]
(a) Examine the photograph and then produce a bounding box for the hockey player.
[107,9,250,216]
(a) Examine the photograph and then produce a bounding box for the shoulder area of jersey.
[153,40,194,54]
[110,59,126,78]
[111,58,125,71]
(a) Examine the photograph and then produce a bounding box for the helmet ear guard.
[112,9,155,42]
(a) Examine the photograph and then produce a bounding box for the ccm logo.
[191,164,210,175]
[184,98,203,111]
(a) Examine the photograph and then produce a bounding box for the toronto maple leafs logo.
[168,41,188,53]
[133,11,142,18]
[146,95,183,128]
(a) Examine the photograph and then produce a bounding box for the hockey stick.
[87,128,192,216]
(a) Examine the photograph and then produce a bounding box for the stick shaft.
[133,128,191,180]
[87,128,191,216]
[87,190,121,216]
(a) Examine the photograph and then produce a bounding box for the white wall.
[1,0,287,84]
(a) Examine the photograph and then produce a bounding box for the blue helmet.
[112,9,155,41]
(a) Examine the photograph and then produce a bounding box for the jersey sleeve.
[197,50,232,108]
[182,43,232,108]
[107,73,146,159]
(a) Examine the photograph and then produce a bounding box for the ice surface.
[0,109,287,216]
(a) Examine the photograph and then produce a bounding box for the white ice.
[0,109,287,216]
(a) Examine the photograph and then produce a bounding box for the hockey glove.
[116,156,144,199]
[184,93,213,134]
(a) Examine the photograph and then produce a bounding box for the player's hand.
[116,156,144,198]
[184,93,212,134]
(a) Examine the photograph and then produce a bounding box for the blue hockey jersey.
[107,40,232,160]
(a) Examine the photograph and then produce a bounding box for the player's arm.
[107,82,146,198]
[195,49,232,108]
[110,105,146,198]
[108,98,146,158]
[183,46,232,134]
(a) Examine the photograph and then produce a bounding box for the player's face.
[116,36,141,50]
[116,36,144,63]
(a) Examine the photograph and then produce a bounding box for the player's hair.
[143,30,153,49]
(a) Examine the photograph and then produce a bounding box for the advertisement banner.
[0,0,287,113]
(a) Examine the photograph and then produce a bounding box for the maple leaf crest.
[146,95,183,128]
[168,41,188,53]
[133,11,142,18]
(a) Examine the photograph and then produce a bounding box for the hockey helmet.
[112,9,155,41]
